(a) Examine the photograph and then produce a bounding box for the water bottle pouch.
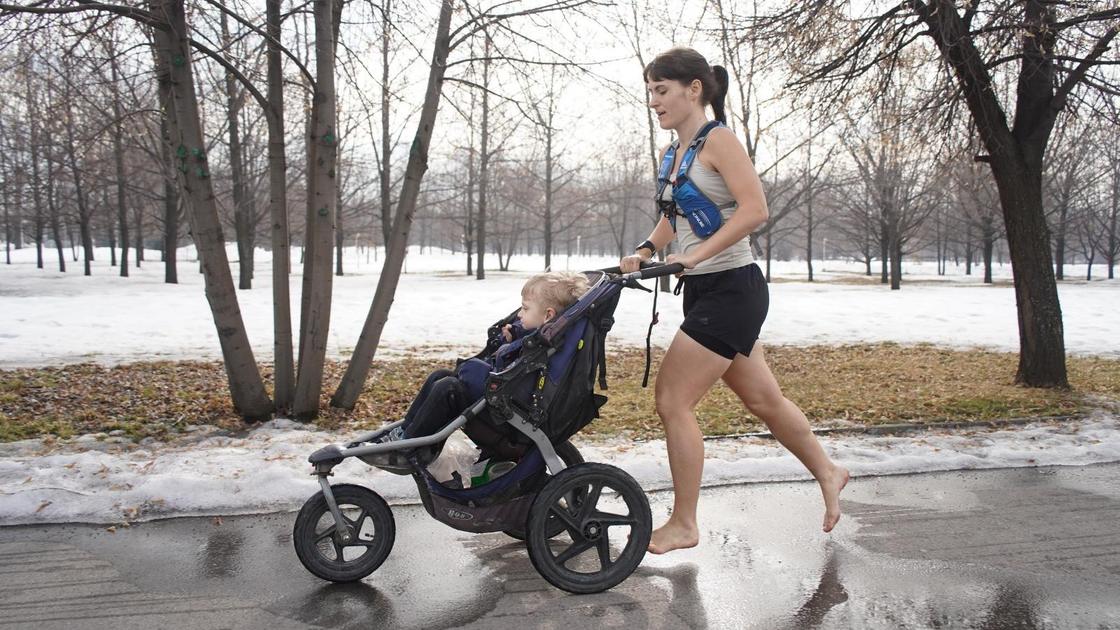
[672,176,723,239]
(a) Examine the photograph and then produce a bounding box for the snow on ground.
[1,245,1118,525]
[0,412,1117,526]
[1,245,1117,367]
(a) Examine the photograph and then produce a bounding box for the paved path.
[2,464,1118,629]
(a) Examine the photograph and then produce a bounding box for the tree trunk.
[292,0,341,419]
[25,71,46,270]
[335,199,344,276]
[110,53,130,277]
[267,0,295,411]
[378,0,393,251]
[544,120,555,273]
[105,190,118,266]
[159,86,180,284]
[1054,202,1067,280]
[879,218,888,284]
[221,10,252,290]
[332,0,453,409]
[62,86,94,276]
[981,215,995,284]
[990,156,1066,386]
[151,0,273,419]
[964,222,973,275]
[46,132,65,273]
[889,234,901,290]
[475,35,491,280]
[464,120,475,276]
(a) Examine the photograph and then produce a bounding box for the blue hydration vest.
[657,120,733,239]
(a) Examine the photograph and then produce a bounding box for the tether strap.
[642,282,660,388]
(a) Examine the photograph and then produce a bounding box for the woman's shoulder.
[705,125,740,148]
[701,125,749,164]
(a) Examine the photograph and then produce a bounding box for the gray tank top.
[660,154,755,276]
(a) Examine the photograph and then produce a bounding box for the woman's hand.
[619,254,647,273]
[666,253,698,272]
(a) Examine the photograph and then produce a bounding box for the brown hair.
[643,47,729,124]
[522,272,590,314]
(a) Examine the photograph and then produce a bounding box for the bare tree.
[759,0,1120,386]
[332,0,594,410]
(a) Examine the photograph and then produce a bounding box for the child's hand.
[502,324,513,342]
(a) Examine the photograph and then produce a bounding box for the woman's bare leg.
[721,343,850,532]
[649,330,731,554]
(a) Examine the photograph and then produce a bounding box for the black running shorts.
[679,263,769,359]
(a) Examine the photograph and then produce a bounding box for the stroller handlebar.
[598,261,685,282]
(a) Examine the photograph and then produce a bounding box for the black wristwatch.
[635,240,656,256]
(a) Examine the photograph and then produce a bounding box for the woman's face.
[647,78,702,130]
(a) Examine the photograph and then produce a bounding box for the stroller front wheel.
[526,463,651,594]
[293,484,395,582]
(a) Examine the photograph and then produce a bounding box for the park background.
[0,0,1118,526]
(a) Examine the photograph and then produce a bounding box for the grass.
[1,344,1117,443]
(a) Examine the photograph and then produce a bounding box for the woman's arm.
[621,146,677,272]
[672,127,768,268]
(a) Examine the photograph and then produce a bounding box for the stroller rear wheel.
[503,440,584,540]
[293,484,395,582]
[525,463,651,594]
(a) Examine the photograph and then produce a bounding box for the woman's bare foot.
[820,466,850,533]
[648,520,700,554]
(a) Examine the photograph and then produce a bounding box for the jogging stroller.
[293,262,683,594]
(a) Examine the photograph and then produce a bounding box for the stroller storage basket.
[413,448,546,533]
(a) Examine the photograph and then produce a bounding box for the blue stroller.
[293,263,682,594]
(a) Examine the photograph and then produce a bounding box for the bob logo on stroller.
[293,262,683,594]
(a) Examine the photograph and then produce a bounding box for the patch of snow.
[1,413,1116,525]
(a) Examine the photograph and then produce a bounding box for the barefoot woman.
[620,47,849,554]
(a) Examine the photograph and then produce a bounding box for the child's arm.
[501,321,527,342]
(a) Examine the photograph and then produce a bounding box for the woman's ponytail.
[711,65,729,124]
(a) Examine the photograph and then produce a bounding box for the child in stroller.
[295,262,683,594]
[386,271,590,449]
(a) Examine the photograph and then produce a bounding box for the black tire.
[525,463,651,594]
[293,484,395,582]
[503,440,584,540]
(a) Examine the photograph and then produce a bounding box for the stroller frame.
[295,263,682,593]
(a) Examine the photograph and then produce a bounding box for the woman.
[620,47,849,555]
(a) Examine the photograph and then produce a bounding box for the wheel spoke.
[596,533,613,570]
[592,510,636,526]
[347,509,369,538]
[554,537,596,566]
[332,540,346,562]
[548,504,582,536]
[578,482,603,521]
[314,525,336,544]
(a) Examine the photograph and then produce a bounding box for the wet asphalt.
[1,463,1118,629]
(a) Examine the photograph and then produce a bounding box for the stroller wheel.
[525,463,651,594]
[504,440,583,541]
[293,484,395,582]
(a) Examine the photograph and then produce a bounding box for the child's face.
[518,294,554,330]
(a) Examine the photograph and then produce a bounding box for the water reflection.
[283,582,396,630]
[637,562,709,630]
[199,528,244,578]
[785,545,848,630]
[976,583,1040,630]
